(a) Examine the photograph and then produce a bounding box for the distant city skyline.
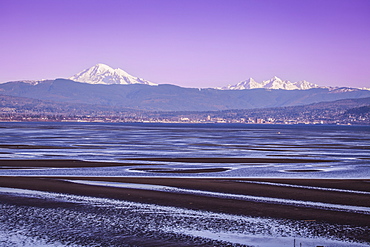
[1,0,369,88]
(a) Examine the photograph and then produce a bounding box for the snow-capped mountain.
[220,76,320,90]
[220,78,260,90]
[69,63,157,86]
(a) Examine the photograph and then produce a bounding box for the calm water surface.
[0,122,369,178]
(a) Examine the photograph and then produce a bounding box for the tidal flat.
[0,122,369,246]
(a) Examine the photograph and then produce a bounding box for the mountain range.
[1,79,370,111]
[219,76,320,90]
[14,63,367,91]
[0,64,369,112]
[68,64,322,90]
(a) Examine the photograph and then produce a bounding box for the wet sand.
[0,159,369,245]
[0,159,143,168]
[0,157,335,168]
[129,167,231,173]
[0,162,369,227]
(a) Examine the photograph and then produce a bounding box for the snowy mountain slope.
[69,63,157,86]
[220,76,320,90]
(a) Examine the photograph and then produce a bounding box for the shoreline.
[1,120,369,126]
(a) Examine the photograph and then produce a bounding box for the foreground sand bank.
[1,175,369,228]
[0,160,369,233]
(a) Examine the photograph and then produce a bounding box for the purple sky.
[1,0,369,88]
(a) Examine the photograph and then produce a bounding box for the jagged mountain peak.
[220,76,320,90]
[268,76,283,81]
[219,78,260,90]
[69,64,157,86]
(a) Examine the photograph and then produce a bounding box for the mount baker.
[69,63,157,86]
